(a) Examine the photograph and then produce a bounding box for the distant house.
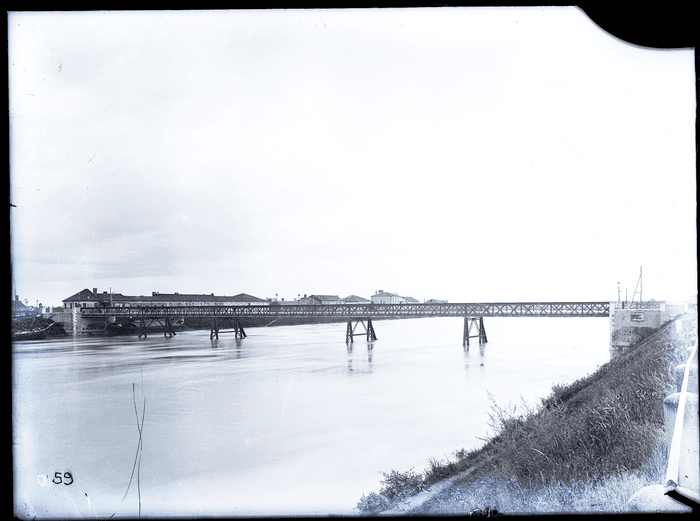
[425,298,448,304]
[371,290,402,304]
[370,290,419,304]
[341,295,371,304]
[299,294,343,305]
[62,288,133,308]
[62,288,268,308]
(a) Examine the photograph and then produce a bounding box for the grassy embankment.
[356,312,697,515]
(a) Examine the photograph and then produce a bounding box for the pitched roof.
[229,293,267,303]
[342,295,371,303]
[145,292,267,303]
[63,289,98,302]
[63,289,266,303]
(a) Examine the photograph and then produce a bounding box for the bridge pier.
[463,316,487,348]
[346,318,377,343]
[138,317,178,338]
[138,318,148,339]
[210,317,246,339]
[234,320,247,339]
[164,318,176,337]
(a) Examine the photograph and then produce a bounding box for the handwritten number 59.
[50,471,73,485]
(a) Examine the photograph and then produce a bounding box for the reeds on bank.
[356,313,695,515]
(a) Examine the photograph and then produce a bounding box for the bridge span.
[80,301,611,345]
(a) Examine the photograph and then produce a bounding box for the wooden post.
[139,318,147,339]
[346,321,353,343]
[210,317,219,339]
[234,319,247,339]
[479,317,487,344]
[366,318,377,341]
[164,317,176,337]
[463,316,470,348]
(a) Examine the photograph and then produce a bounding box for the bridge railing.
[79,302,610,319]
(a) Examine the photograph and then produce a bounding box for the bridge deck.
[80,302,611,319]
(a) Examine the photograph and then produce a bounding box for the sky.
[9,8,697,307]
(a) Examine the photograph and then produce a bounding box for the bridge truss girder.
[81,301,611,320]
[80,302,610,343]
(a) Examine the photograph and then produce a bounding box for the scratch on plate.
[22,491,38,519]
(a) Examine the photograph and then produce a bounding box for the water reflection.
[345,341,374,375]
[209,336,246,358]
[463,339,487,370]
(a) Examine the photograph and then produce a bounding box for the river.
[13,316,610,517]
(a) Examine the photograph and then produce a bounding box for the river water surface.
[13,317,610,517]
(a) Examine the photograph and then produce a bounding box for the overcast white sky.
[9,8,697,307]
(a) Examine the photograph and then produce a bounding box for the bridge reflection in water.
[81,302,611,346]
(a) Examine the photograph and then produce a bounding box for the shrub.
[355,468,427,514]
[379,468,427,501]
[356,491,391,514]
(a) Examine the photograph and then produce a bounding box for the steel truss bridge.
[81,302,611,345]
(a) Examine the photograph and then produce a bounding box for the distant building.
[12,297,40,317]
[371,290,406,304]
[298,294,343,305]
[62,288,126,308]
[341,295,371,304]
[425,298,448,304]
[62,288,268,308]
[370,290,419,304]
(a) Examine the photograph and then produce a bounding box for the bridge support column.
[346,318,377,343]
[164,318,176,337]
[210,317,219,339]
[211,317,246,339]
[234,319,246,339]
[463,316,487,348]
[138,318,148,339]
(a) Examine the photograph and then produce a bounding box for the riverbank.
[355,311,697,515]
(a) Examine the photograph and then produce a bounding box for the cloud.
[9,8,697,307]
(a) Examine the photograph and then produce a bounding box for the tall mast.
[632,266,643,302]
